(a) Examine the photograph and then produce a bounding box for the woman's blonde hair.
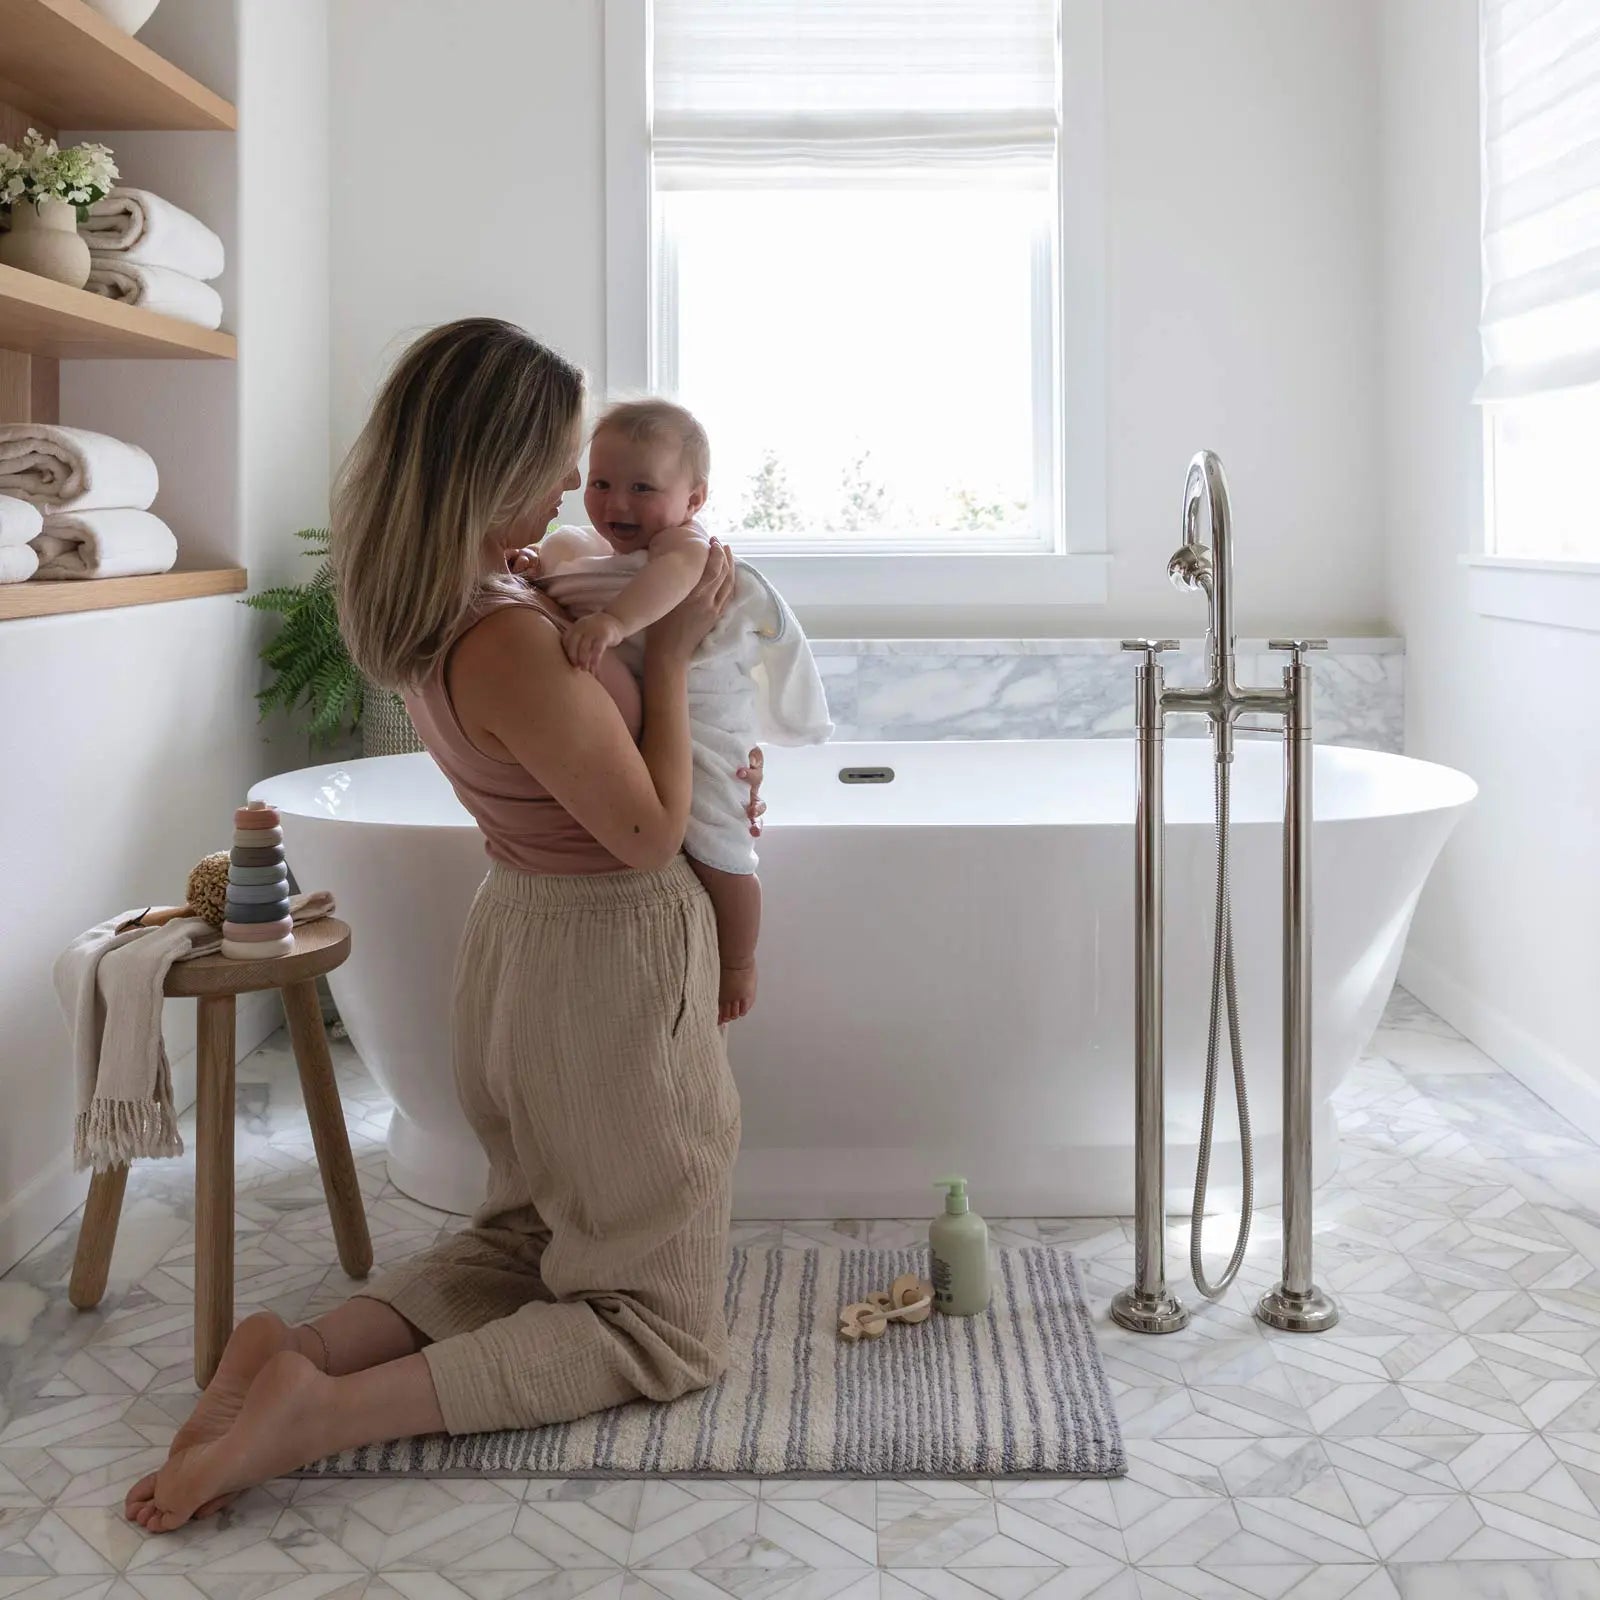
[332,317,585,690]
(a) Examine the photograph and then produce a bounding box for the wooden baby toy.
[838,1274,934,1341]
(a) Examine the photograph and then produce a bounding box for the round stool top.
[165,917,352,998]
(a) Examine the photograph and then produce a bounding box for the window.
[1478,0,1600,565]
[640,0,1065,559]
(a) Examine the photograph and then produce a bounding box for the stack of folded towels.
[81,186,225,331]
[0,493,42,584]
[0,423,177,581]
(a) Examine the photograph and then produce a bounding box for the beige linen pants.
[358,858,741,1435]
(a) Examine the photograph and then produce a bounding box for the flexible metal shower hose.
[1189,746,1255,1299]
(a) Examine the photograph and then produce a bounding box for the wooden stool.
[68,918,373,1387]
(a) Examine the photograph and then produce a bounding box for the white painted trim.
[0,990,283,1277]
[603,0,652,398]
[0,1149,86,1284]
[1400,946,1600,1148]
[1060,0,1108,558]
[1462,554,1600,632]
[748,550,1110,610]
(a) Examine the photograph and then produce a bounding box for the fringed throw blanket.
[54,892,334,1171]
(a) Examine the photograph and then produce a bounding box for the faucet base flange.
[1255,1283,1339,1333]
[1111,1285,1190,1335]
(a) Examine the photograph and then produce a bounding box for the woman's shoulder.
[454,586,566,670]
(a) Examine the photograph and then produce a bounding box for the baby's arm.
[566,523,712,672]
[509,523,606,582]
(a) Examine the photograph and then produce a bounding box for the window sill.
[1462,555,1600,633]
[741,551,1111,611]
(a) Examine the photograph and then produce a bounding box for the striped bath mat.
[304,1245,1124,1479]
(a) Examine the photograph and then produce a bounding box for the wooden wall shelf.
[0,263,235,359]
[0,0,235,131]
[0,566,246,619]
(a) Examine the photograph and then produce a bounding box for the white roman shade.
[1478,0,1600,402]
[650,0,1061,185]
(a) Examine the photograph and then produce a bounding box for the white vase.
[0,199,91,289]
[83,0,162,34]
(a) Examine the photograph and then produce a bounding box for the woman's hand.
[740,747,765,837]
[647,539,735,663]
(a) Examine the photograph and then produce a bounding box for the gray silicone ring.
[224,898,293,924]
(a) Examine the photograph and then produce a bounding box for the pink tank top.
[402,583,642,876]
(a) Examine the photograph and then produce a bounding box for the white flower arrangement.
[0,129,119,219]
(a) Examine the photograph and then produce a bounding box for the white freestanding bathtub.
[253,740,1474,1219]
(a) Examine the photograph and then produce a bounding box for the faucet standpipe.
[1110,637,1190,1336]
[1255,638,1339,1332]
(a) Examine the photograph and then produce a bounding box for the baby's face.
[584,429,703,555]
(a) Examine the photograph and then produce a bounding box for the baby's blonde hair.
[594,397,710,487]
[332,318,585,690]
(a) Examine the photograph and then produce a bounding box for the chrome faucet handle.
[1120,638,1181,656]
[1267,638,1328,663]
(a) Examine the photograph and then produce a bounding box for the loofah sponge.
[185,851,232,927]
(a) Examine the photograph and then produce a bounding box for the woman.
[126,318,762,1532]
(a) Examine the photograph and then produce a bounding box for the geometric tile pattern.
[4,987,1600,1597]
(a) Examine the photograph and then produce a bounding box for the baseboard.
[1400,947,1600,1145]
[0,1147,86,1283]
[0,989,287,1277]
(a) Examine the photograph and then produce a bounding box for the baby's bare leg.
[688,861,761,1024]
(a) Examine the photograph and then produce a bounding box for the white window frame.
[1468,0,1600,633]
[602,0,1109,612]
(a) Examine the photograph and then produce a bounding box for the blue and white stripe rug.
[304,1245,1125,1478]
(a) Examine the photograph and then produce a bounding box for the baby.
[526,399,831,1024]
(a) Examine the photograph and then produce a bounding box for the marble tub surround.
[10,989,1600,1592]
[814,637,1405,751]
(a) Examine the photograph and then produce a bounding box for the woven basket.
[360,684,425,758]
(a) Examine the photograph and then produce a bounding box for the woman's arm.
[450,544,736,871]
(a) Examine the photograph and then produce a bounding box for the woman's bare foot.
[144,1349,330,1535]
[125,1311,305,1528]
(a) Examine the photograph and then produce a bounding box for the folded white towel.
[0,544,38,583]
[0,493,43,546]
[31,508,177,580]
[56,892,337,1171]
[82,186,225,280]
[85,261,223,330]
[0,424,159,513]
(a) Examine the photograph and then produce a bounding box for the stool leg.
[69,1165,130,1311]
[282,979,373,1280]
[194,993,235,1389]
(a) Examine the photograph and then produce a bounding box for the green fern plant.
[244,528,363,743]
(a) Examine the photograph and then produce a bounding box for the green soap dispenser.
[930,1176,990,1316]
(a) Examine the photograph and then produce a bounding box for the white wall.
[1382,0,1600,1137]
[0,0,331,1274]
[328,0,1388,640]
[329,0,606,501]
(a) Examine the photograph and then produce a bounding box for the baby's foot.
[719,961,757,1025]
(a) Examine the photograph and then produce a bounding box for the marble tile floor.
[5,990,1600,1598]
